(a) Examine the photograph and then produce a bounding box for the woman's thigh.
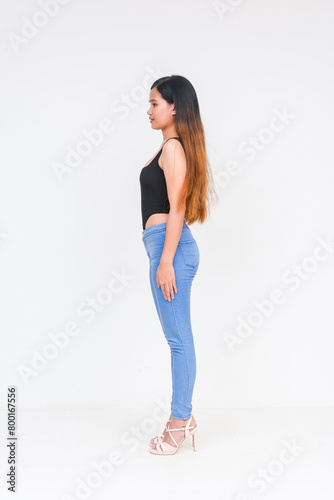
[149,242,199,343]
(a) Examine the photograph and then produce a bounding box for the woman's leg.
[148,241,199,420]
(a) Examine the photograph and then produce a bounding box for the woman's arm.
[155,139,187,301]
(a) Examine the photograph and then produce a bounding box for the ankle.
[170,415,193,424]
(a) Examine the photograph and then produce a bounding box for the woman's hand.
[156,260,178,301]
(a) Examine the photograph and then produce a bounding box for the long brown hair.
[151,75,219,225]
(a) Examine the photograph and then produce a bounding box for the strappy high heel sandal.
[149,415,197,455]
[150,417,171,447]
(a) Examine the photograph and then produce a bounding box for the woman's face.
[147,87,175,130]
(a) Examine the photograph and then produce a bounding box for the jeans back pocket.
[178,240,200,269]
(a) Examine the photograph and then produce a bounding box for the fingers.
[163,284,172,301]
[158,281,178,301]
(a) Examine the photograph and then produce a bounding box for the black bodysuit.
[139,137,184,230]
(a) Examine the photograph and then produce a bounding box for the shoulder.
[163,137,184,149]
[159,138,186,170]
[161,138,185,158]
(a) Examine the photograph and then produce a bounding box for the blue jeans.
[142,221,200,420]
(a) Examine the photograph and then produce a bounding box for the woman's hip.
[142,224,199,273]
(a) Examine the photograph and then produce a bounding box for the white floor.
[0,408,333,500]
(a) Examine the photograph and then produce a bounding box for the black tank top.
[140,137,184,230]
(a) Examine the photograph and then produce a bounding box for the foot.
[150,414,197,451]
[149,414,172,447]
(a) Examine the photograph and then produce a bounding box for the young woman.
[139,75,218,455]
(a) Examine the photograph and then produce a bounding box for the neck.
[162,125,178,142]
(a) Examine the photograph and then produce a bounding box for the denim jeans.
[142,221,200,420]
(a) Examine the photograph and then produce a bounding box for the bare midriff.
[145,213,169,230]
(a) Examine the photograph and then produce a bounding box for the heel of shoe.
[192,432,197,451]
[191,425,197,451]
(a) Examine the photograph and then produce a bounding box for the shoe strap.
[166,416,196,446]
[156,440,176,453]
[167,425,196,432]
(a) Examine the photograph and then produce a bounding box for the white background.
[1,0,334,412]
